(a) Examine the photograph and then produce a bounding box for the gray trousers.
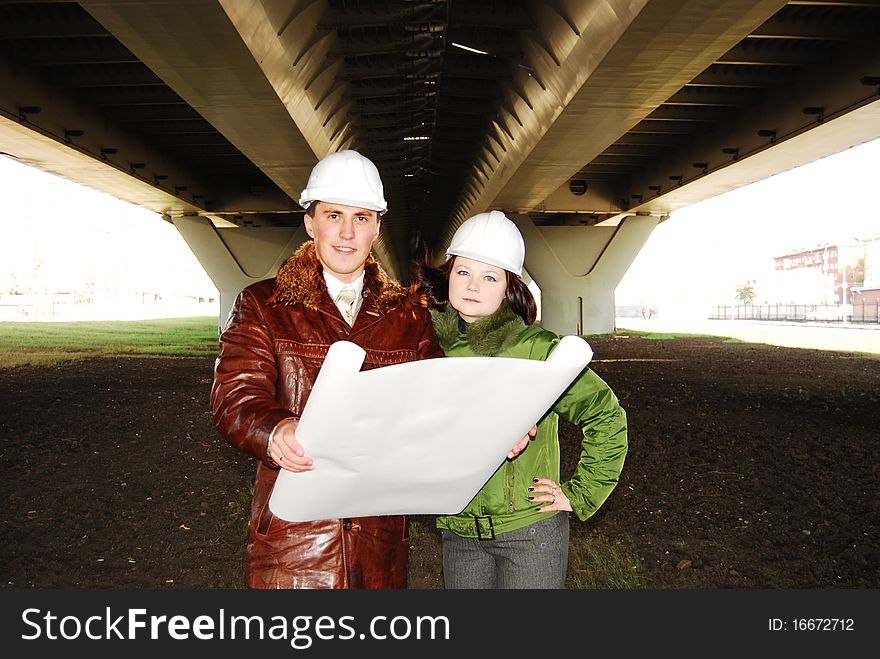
[441,512,569,589]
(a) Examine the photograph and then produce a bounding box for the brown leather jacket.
[211,242,443,588]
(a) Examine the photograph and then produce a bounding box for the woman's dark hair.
[412,259,452,310]
[412,257,537,325]
[506,273,538,325]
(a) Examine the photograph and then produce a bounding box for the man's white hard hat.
[298,149,388,214]
[445,210,525,276]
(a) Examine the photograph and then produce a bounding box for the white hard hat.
[445,210,525,276]
[298,149,387,214]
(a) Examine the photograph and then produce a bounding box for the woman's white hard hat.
[298,149,388,214]
[445,210,525,276]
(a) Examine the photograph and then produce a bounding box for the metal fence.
[710,302,880,324]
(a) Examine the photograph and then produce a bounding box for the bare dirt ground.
[1,334,878,589]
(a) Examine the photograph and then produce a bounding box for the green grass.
[604,328,743,343]
[404,519,647,589]
[0,316,219,368]
[566,531,647,589]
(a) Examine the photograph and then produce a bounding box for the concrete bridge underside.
[1,1,879,333]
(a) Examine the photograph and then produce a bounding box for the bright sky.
[615,136,880,313]
[2,136,879,312]
[0,155,216,298]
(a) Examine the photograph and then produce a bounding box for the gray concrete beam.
[76,1,402,280]
[627,44,880,217]
[0,52,206,217]
[1,53,295,226]
[172,215,307,330]
[80,0,321,204]
[445,0,787,247]
[217,0,350,159]
[511,214,660,335]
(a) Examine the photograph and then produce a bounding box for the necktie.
[335,287,358,326]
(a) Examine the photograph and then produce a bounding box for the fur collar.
[268,241,427,313]
[433,300,527,356]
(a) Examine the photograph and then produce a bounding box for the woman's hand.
[529,477,572,512]
[507,425,537,460]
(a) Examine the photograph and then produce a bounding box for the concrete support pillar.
[511,214,660,335]
[172,216,307,330]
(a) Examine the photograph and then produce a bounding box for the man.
[211,149,443,589]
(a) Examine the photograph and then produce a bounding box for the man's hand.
[269,418,314,472]
[507,424,538,460]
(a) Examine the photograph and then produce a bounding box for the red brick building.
[773,242,865,305]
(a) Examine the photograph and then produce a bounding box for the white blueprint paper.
[268,336,593,522]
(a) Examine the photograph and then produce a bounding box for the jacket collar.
[268,241,426,313]
[433,300,527,356]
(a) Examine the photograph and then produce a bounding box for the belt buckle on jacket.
[474,515,495,541]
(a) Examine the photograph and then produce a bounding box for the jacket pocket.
[255,499,275,536]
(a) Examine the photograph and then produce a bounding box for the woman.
[415,210,628,589]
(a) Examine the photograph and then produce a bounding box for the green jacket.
[433,302,628,539]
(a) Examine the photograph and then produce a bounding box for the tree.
[848,258,865,288]
[735,281,756,305]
